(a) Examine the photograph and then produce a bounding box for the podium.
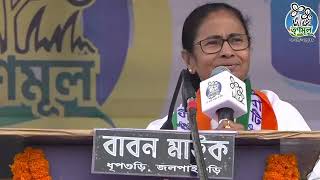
[0,128,319,180]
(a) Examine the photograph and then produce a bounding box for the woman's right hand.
[216,119,245,131]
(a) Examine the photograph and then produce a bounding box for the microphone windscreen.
[210,66,231,77]
[200,65,247,119]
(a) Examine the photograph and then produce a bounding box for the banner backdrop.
[0,0,319,130]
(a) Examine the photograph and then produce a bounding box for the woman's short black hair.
[182,3,250,53]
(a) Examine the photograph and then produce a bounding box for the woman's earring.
[188,69,192,73]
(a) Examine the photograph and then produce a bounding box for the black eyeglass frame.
[193,34,251,54]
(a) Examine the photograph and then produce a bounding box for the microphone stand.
[187,98,208,180]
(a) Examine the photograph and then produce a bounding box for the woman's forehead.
[195,10,246,41]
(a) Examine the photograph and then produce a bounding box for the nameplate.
[91,128,235,179]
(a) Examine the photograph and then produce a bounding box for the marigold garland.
[10,147,52,180]
[263,153,300,180]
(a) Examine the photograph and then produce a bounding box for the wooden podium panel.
[0,129,319,180]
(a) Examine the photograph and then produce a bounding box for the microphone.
[182,70,196,111]
[182,70,208,180]
[199,66,247,125]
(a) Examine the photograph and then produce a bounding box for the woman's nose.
[219,41,234,57]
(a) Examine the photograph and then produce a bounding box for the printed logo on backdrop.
[0,0,118,127]
[285,2,319,43]
[271,1,320,86]
[206,81,221,100]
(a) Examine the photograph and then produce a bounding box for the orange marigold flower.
[37,176,52,180]
[10,147,52,180]
[12,172,32,180]
[264,153,300,180]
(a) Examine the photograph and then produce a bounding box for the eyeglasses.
[194,34,250,54]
